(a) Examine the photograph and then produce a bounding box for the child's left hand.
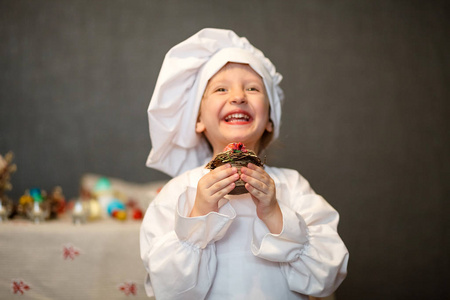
[240,163,283,234]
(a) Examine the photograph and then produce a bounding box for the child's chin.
[222,130,253,140]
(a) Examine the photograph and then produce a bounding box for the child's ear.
[196,120,206,133]
[265,120,273,133]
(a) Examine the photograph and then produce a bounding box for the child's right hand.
[190,164,239,217]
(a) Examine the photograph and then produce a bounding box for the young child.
[140,28,348,300]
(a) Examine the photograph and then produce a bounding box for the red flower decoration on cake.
[223,142,248,153]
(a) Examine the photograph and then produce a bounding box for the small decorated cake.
[206,143,263,195]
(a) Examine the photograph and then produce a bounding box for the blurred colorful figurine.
[18,190,34,218]
[93,177,114,218]
[126,199,143,220]
[72,199,87,225]
[0,197,11,222]
[49,186,66,218]
[108,200,127,221]
[0,152,16,220]
[27,188,49,224]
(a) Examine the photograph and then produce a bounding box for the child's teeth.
[226,113,249,121]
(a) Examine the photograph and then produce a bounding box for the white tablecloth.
[0,217,153,300]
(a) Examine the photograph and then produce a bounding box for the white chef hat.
[146,28,284,177]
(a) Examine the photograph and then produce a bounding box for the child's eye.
[246,87,259,92]
[215,88,227,92]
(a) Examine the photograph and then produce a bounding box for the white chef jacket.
[140,165,348,299]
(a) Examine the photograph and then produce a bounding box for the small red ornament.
[132,209,143,220]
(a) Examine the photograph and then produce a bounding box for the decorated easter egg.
[113,210,127,220]
[107,200,126,216]
[132,209,143,220]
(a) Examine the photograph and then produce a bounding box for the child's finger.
[241,174,269,195]
[241,166,270,189]
[242,164,268,181]
[245,182,267,198]
[245,163,266,174]
[213,181,236,199]
[209,172,239,195]
[204,164,237,188]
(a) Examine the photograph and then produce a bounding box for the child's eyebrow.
[244,80,266,90]
[205,79,230,91]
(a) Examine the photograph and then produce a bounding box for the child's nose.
[230,90,246,104]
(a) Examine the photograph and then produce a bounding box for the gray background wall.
[1,0,449,299]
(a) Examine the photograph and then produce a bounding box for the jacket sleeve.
[251,168,349,297]
[140,181,235,300]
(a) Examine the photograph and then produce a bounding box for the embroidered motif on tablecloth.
[11,279,30,294]
[119,281,137,296]
[62,244,81,260]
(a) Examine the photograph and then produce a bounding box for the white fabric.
[146,28,284,177]
[140,166,348,299]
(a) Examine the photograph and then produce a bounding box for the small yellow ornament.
[113,210,127,221]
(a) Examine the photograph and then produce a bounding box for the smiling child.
[140,28,348,300]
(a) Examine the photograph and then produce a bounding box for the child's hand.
[190,164,239,217]
[241,163,283,234]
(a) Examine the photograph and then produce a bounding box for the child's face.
[196,63,273,155]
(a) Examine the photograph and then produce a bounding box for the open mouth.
[224,112,252,123]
